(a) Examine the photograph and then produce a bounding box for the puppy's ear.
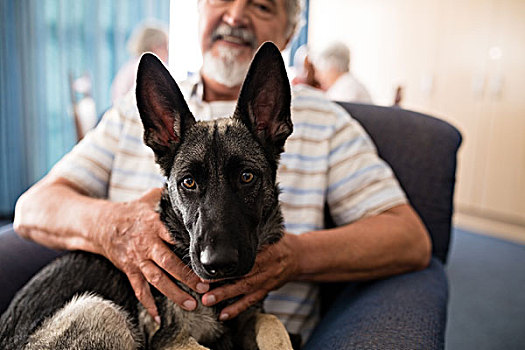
[234,42,293,156]
[136,53,196,175]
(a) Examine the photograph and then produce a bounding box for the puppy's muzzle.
[199,245,239,278]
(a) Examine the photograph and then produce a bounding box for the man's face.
[198,0,290,87]
[314,68,330,91]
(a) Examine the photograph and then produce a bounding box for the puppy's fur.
[0,42,294,350]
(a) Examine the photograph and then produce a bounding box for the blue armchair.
[305,102,461,349]
[0,103,461,349]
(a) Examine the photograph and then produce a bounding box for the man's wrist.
[285,229,337,282]
[283,232,308,281]
[85,199,120,254]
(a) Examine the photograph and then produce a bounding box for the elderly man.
[14,0,431,346]
[314,41,373,104]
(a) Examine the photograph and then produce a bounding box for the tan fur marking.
[26,293,141,350]
[209,118,238,138]
[161,333,211,350]
[254,313,293,350]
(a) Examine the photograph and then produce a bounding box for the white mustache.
[211,24,257,49]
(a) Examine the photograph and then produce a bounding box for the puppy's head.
[136,42,292,280]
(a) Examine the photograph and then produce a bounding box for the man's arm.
[293,203,431,281]
[13,175,209,323]
[201,203,431,320]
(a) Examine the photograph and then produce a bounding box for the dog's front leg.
[254,313,293,350]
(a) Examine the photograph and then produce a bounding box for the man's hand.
[94,188,210,323]
[200,233,300,321]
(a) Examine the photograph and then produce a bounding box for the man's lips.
[213,34,251,47]
[221,35,249,45]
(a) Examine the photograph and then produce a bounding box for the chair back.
[336,102,462,263]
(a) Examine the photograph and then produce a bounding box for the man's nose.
[222,0,249,27]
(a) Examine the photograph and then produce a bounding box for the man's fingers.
[148,242,208,293]
[218,290,267,321]
[139,259,198,311]
[157,226,175,244]
[202,275,264,306]
[127,271,159,323]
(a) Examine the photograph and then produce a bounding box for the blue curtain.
[0,0,170,217]
[289,0,309,66]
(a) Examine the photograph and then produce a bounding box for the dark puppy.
[0,42,293,350]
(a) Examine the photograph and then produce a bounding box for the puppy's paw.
[254,313,293,350]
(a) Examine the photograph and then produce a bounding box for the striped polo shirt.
[50,79,406,342]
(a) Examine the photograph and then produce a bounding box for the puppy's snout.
[200,246,239,277]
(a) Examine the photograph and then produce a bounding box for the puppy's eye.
[181,176,196,189]
[240,171,254,184]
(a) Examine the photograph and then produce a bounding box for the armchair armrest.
[306,258,448,349]
[0,224,63,314]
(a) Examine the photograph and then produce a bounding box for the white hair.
[127,20,168,56]
[285,0,303,38]
[315,42,351,73]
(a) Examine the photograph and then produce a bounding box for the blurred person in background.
[291,44,320,88]
[110,20,169,103]
[314,41,373,104]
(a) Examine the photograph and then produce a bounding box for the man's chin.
[213,39,254,54]
[211,41,256,66]
[201,48,252,88]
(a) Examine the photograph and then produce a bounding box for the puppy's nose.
[200,246,239,277]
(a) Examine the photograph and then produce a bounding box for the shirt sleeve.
[325,104,407,225]
[49,106,124,198]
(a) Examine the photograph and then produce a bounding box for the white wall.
[309,0,525,241]
[308,0,442,107]
[169,0,201,81]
